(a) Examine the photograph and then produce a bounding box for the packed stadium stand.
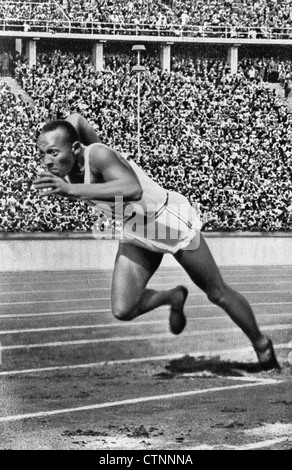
[0,45,292,233]
[0,0,292,37]
[0,1,292,233]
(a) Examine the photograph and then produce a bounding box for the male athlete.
[34,113,280,372]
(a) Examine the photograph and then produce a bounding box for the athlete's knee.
[112,304,136,322]
[206,284,228,308]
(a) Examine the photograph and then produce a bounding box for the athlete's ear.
[72,141,82,155]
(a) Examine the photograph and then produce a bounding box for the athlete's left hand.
[33,172,71,198]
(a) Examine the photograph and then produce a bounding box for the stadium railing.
[1,19,292,40]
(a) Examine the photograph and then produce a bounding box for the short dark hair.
[39,120,80,146]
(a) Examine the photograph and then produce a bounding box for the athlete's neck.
[68,144,86,183]
[76,144,86,169]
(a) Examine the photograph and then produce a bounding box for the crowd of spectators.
[163,0,292,30]
[239,56,292,84]
[0,79,94,232]
[0,49,291,233]
[238,56,292,102]
[1,0,292,37]
[55,0,292,33]
[0,0,65,32]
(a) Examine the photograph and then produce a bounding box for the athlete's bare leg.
[111,242,188,334]
[174,234,280,369]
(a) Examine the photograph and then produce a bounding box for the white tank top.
[83,143,169,224]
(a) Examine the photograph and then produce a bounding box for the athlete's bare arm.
[65,113,101,145]
[35,144,143,201]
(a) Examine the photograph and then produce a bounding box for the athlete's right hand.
[33,172,71,198]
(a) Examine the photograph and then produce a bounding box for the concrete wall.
[1,232,292,271]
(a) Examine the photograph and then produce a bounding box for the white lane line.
[247,301,292,307]
[0,279,108,287]
[0,288,111,296]
[0,267,285,277]
[0,292,204,306]
[1,285,292,296]
[1,266,292,274]
[1,271,292,286]
[0,301,292,319]
[231,437,292,450]
[226,438,291,450]
[0,309,111,319]
[0,298,109,306]
[0,288,110,296]
[219,376,281,384]
[1,289,292,306]
[1,324,290,351]
[190,438,291,451]
[1,313,292,335]
[0,343,287,377]
[2,278,292,295]
[0,380,283,424]
[1,266,292,276]
[0,321,165,334]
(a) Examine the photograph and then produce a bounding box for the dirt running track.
[0,266,291,450]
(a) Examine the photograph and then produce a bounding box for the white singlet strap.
[83,145,92,185]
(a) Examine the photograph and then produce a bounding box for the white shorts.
[120,191,202,254]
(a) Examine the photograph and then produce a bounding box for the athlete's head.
[37,120,81,178]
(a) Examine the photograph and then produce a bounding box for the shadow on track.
[155,355,284,378]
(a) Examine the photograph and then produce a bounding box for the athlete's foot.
[169,286,188,335]
[253,336,281,371]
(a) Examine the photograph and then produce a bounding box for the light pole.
[132,45,146,164]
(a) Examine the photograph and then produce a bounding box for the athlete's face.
[37,129,77,178]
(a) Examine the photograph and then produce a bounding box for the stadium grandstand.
[0,0,292,37]
[0,0,292,233]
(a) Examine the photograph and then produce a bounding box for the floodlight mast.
[132,45,146,164]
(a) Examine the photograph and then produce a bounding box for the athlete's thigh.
[111,242,163,313]
[174,234,225,293]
